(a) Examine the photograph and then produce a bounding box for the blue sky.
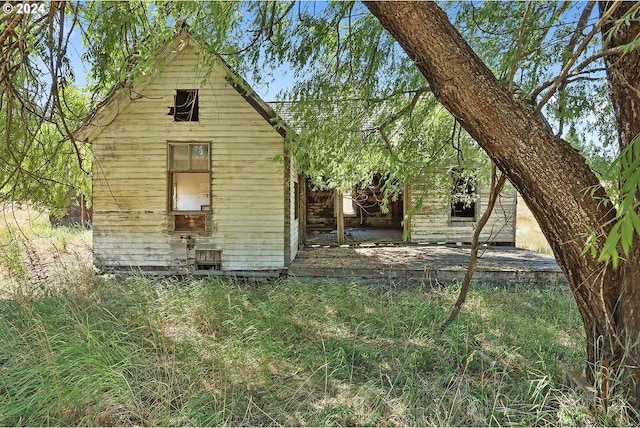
[68,26,89,90]
[66,21,291,102]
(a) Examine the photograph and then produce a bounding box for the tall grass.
[0,203,91,296]
[1,213,633,426]
[1,271,631,426]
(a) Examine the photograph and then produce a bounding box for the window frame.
[450,169,477,222]
[168,142,211,233]
[173,89,199,122]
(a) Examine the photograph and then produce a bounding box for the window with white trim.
[168,143,210,232]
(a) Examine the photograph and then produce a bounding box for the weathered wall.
[408,178,517,244]
[90,37,292,271]
[305,184,335,230]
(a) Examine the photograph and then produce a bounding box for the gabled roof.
[75,29,290,142]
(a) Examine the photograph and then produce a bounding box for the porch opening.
[304,174,404,244]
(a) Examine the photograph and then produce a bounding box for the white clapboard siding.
[289,160,300,262]
[90,36,293,271]
[409,179,517,244]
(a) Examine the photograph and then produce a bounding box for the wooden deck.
[306,227,403,244]
[288,244,566,285]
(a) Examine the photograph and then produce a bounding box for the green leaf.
[630,209,640,235]
[620,214,634,257]
[598,222,621,266]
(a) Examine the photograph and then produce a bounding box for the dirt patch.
[0,204,93,290]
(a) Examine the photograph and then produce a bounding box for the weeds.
[1,272,624,426]
[0,218,634,426]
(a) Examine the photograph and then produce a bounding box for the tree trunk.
[599,0,640,407]
[365,1,640,406]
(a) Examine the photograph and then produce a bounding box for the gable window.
[450,170,477,221]
[169,143,210,232]
[170,89,199,122]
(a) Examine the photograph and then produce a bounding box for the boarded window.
[169,143,210,232]
[173,89,199,122]
[196,249,221,270]
[451,170,476,221]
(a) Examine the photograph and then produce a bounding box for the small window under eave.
[170,89,199,122]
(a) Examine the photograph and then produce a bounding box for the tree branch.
[535,1,622,113]
[375,86,431,159]
[506,1,532,91]
[439,163,507,332]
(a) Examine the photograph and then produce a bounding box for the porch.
[288,244,565,286]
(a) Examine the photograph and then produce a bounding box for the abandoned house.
[298,171,516,246]
[76,30,300,275]
[76,29,516,275]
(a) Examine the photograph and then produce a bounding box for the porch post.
[80,193,86,227]
[335,191,345,245]
[299,174,307,247]
[403,180,411,241]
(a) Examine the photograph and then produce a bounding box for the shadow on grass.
[0,274,633,426]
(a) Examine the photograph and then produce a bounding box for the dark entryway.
[304,174,405,244]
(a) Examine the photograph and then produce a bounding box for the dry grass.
[516,196,553,254]
[1,274,596,426]
[1,207,636,426]
[0,203,92,293]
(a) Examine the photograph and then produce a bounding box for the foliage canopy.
[0,1,620,213]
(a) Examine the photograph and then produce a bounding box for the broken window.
[450,169,477,221]
[169,143,210,232]
[169,89,199,121]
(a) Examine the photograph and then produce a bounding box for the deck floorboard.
[289,244,565,285]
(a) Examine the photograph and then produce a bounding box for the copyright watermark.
[3,2,46,14]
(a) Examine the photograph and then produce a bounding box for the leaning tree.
[364,1,640,406]
[2,0,639,408]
